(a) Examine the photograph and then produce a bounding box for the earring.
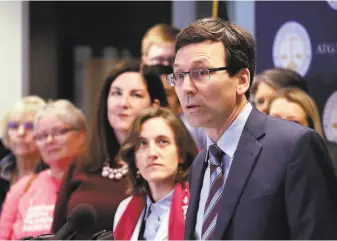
[136,170,141,179]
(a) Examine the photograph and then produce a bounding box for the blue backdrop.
[255,1,337,142]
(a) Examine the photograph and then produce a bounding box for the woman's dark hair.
[118,106,198,196]
[81,59,168,172]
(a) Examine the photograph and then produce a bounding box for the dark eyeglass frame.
[166,66,229,86]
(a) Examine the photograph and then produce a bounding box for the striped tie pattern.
[202,144,225,240]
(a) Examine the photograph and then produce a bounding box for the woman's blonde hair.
[268,87,323,137]
[34,99,86,131]
[1,96,46,148]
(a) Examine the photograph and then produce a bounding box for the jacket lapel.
[214,108,266,239]
[184,149,208,239]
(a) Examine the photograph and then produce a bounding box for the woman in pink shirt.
[0,100,87,240]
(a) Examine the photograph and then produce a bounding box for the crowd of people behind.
[0,17,337,240]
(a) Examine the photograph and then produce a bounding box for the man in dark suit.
[166,17,337,239]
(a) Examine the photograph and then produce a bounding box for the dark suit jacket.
[326,141,337,176]
[185,107,337,240]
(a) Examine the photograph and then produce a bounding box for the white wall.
[0,1,29,126]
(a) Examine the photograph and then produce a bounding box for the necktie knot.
[209,144,224,165]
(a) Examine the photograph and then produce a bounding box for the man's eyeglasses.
[34,128,77,143]
[166,67,229,86]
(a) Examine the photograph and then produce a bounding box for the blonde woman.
[0,96,47,212]
[268,87,323,136]
[0,100,86,240]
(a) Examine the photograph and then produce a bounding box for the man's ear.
[236,68,250,96]
[152,99,160,107]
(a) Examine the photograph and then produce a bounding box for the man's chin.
[185,116,205,128]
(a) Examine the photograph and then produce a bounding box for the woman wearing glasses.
[0,100,86,240]
[0,96,47,212]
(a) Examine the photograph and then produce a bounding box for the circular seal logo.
[323,91,337,143]
[273,21,312,76]
[327,0,337,10]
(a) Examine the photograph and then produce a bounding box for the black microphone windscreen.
[32,234,55,240]
[19,236,34,240]
[96,231,114,240]
[54,204,97,240]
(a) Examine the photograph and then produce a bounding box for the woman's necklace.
[101,161,128,180]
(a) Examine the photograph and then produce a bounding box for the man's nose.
[181,74,197,95]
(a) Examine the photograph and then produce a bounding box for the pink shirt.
[0,170,62,240]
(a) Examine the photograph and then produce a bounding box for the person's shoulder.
[263,115,326,158]
[265,114,312,139]
[246,107,309,142]
[119,196,133,207]
[113,196,133,231]
[116,196,134,215]
[7,173,35,196]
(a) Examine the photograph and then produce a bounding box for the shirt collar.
[206,102,252,160]
[144,189,174,218]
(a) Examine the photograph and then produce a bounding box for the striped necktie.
[202,144,225,240]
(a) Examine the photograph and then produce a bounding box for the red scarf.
[114,183,189,240]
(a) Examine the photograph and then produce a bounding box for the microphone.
[91,230,114,240]
[53,203,97,240]
[20,236,34,240]
[90,230,107,240]
[19,234,55,240]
